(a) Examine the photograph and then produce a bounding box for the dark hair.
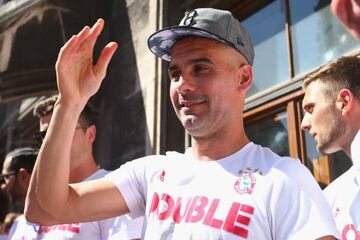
[303,56,360,100]
[5,147,38,174]
[33,95,96,129]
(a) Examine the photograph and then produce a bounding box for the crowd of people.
[0,0,359,239]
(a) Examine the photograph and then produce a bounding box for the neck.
[69,156,99,183]
[343,110,360,157]
[191,128,250,161]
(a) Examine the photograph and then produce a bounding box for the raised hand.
[55,19,118,107]
[331,0,360,40]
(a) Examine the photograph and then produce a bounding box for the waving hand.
[56,19,118,106]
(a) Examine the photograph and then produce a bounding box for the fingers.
[76,26,91,45]
[79,19,105,51]
[56,19,105,68]
[61,19,103,53]
[94,42,118,79]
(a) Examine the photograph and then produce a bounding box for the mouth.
[178,99,206,109]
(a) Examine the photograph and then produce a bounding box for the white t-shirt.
[9,170,144,240]
[8,215,38,240]
[107,142,339,239]
[324,130,360,239]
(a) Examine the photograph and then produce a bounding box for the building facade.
[0,0,358,187]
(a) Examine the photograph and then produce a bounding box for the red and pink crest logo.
[234,168,257,194]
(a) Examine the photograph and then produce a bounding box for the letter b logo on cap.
[183,10,198,26]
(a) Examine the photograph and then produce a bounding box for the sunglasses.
[0,171,17,185]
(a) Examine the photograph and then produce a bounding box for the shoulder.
[324,167,355,197]
[248,143,320,194]
[105,153,178,184]
[247,143,304,177]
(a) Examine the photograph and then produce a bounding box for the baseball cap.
[148,8,254,65]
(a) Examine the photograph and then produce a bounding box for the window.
[245,110,290,157]
[237,0,359,187]
[290,0,359,75]
[242,0,289,97]
[239,0,360,98]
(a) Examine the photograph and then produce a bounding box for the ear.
[86,125,96,144]
[236,64,253,92]
[336,88,354,116]
[17,168,31,183]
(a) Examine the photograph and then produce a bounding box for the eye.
[304,104,314,114]
[193,65,210,75]
[168,70,181,82]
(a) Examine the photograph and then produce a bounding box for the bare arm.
[26,178,129,225]
[25,19,124,225]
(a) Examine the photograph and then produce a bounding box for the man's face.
[301,81,345,154]
[168,37,249,138]
[169,37,251,138]
[1,157,23,203]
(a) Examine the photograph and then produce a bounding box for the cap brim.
[148,26,230,61]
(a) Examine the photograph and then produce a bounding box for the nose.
[301,113,311,132]
[175,74,195,94]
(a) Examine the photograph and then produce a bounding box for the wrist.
[55,96,88,115]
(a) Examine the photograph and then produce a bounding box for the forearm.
[27,101,84,219]
[25,186,59,226]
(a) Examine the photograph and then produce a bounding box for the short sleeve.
[268,159,340,239]
[105,155,164,218]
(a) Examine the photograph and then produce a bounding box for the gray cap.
[148,8,254,65]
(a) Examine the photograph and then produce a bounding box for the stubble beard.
[316,107,346,154]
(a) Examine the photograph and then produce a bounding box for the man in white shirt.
[23,96,143,240]
[25,8,339,239]
[1,148,39,239]
[301,56,360,238]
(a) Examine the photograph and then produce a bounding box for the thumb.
[94,42,118,79]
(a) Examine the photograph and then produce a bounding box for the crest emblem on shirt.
[234,167,261,194]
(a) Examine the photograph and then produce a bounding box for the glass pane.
[304,124,352,188]
[290,0,360,75]
[242,0,289,97]
[245,111,289,157]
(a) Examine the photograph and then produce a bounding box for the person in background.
[3,212,21,237]
[331,0,360,40]
[31,95,144,240]
[301,56,360,238]
[26,8,339,239]
[1,147,39,239]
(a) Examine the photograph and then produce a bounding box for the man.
[331,0,360,40]
[301,56,360,238]
[26,8,339,239]
[1,147,39,239]
[31,95,144,239]
[1,148,37,212]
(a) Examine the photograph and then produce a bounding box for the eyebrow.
[168,57,214,72]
